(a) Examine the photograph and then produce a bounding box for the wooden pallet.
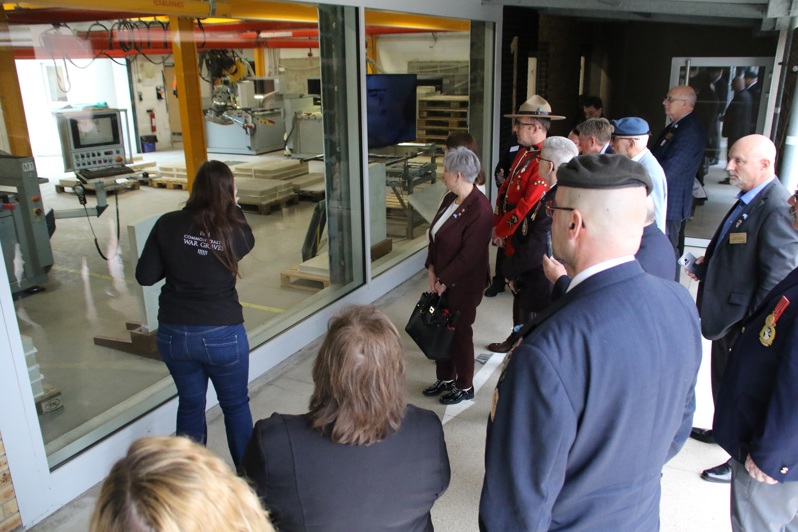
[280,266,330,292]
[151,177,188,190]
[239,194,299,215]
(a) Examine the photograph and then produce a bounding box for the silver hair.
[541,136,579,169]
[444,146,481,184]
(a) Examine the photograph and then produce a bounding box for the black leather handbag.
[405,292,461,360]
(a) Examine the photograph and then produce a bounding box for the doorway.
[670,57,772,244]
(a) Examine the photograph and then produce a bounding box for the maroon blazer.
[426,187,493,321]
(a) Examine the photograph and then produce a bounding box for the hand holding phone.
[678,252,706,279]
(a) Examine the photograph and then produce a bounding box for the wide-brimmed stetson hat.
[504,95,565,120]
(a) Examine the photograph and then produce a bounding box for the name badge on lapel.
[729,232,747,244]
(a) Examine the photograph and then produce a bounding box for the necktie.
[718,200,745,243]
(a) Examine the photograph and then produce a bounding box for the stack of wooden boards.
[149,159,326,214]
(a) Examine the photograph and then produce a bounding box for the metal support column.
[0,10,32,156]
[170,16,207,190]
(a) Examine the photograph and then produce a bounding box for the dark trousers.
[490,246,505,288]
[436,288,481,390]
[710,329,740,405]
[666,218,687,281]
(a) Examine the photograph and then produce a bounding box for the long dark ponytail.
[185,161,247,277]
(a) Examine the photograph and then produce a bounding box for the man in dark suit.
[576,118,613,155]
[686,135,798,483]
[497,136,578,347]
[480,155,702,530]
[744,68,762,134]
[651,85,707,269]
[713,189,798,528]
[719,76,753,184]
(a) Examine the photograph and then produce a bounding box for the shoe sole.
[439,394,475,405]
[700,473,731,484]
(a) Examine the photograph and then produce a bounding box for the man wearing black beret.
[480,154,702,531]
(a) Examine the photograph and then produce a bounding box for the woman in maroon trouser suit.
[422,146,493,405]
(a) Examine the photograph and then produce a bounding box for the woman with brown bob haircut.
[242,305,450,531]
[90,436,274,532]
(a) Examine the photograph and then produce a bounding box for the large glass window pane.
[363,12,495,277]
[6,2,363,468]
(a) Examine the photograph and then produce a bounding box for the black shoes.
[719,178,731,184]
[423,379,454,396]
[484,282,506,297]
[701,460,732,483]
[440,386,475,405]
[487,335,515,353]
[689,427,715,444]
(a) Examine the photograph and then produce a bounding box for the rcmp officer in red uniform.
[488,95,565,353]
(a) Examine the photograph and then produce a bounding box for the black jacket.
[136,206,254,325]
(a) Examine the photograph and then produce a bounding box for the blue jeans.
[157,322,253,466]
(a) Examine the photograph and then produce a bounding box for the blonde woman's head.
[90,436,274,532]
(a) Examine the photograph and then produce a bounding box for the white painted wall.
[15,56,135,160]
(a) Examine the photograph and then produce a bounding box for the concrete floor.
[29,161,741,531]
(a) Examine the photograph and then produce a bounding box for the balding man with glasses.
[651,85,707,273]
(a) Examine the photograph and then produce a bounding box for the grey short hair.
[444,146,481,184]
[541,136,579,170]
[578,118,612,144]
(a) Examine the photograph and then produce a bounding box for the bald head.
[551,186,647,276]
[726,134,777,191]
[663,85,696,122]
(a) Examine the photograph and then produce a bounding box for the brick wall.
[0,433,21,532]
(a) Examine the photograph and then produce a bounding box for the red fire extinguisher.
[148,109,156,132]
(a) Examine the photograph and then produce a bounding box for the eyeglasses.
[610,135,644,142]
[514,120,537,128]
[539,157,553,165]
[663,96,687,103]
[545,200,576,217]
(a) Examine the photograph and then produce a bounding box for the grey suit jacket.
[697,178,798,340]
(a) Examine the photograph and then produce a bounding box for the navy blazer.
[697,179,798,340]
[636,223,677,281]
[550,224,676,300]
[714,266,798,482]
[480,261,702,531]
[651,112,707,221]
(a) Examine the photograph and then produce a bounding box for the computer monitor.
[307,78,321,96]
[366,74,418,149]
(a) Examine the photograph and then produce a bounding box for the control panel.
[70,148,126,170]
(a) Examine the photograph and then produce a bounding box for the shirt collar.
[738,175,775,205]
[567,256,635,292]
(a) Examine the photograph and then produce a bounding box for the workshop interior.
[0,4,479,470]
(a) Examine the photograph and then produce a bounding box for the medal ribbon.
[771,296,790,325]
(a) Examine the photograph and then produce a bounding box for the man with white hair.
[488,137,578,354]
[611,117,667,233]
[480,154,702,530]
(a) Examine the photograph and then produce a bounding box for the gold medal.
[759,314,776,346]
[759,296,790,347]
